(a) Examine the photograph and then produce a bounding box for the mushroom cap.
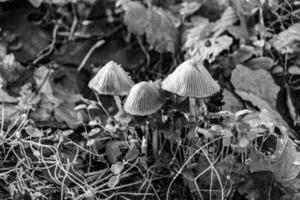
[88,61,134,96]
[162,59,220,98]
[124,81,164,116]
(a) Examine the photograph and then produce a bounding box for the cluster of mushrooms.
[88,60,220,158]
[88,59,220,121]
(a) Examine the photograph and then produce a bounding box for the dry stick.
[32,20,60,65]
[77,40,105,71]
[69,3,78,41]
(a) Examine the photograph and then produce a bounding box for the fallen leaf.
[246,56,274,70]
[123,1,149,35]
[122,3,179,53]
[108,175,120,188]
[213,6,239,37]
[222,89,244,112]
[182,16,210,49]
[179,2,202,17]
[146,7,179,53]
[0,6,51,62]
[272,22,300,52]
[249,137,300,181]
[105,140,128,163]
[231,65,279,109]
[111,161,125,175]
[0,54,27,85]
[28,0,43,7]
[186,35,233,62]
[275,137,300,180]
[288,66,300,75]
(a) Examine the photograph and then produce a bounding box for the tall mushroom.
[161,59,220,116]
[88,61,134,121]
[124,81,165,159]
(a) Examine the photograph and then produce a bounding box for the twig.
[77,40,105,71]
[137,36,150,68]
[32,20,61,65]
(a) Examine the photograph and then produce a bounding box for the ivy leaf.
[146,7,179,53]
[123,1,149,35]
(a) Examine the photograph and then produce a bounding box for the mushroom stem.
[199,98,208,116]
[189,97,198,116]
[152,127,159,159]
[93,91,112,118]
[113,95,124,112]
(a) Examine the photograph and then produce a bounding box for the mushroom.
[124,81,164,116]
[88,61,134,121]
[124,81,165,159]
[161,59,220,116]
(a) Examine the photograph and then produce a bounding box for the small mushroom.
[124,81,164,116]
[162,59,220,116]
[88,61,134,120]
[124,81,165,159]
